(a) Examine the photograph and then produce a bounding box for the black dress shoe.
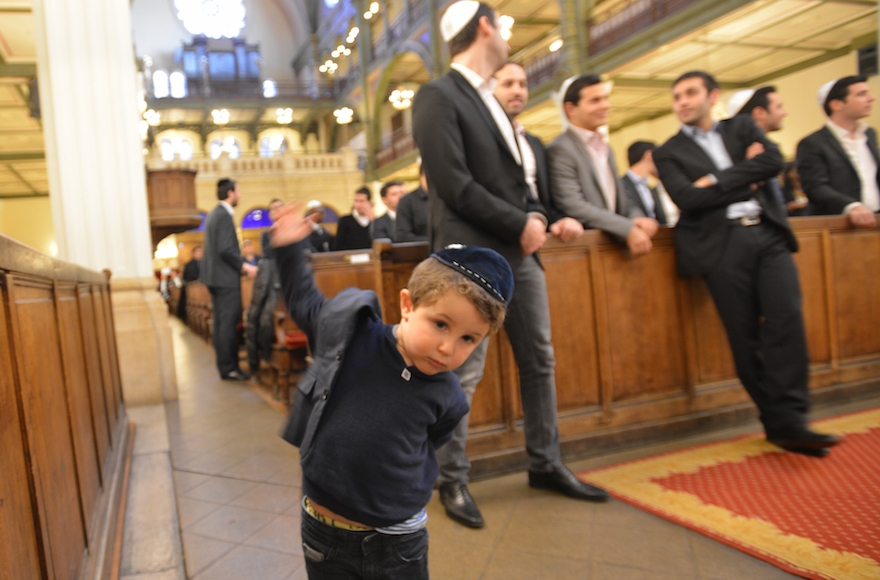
[438,483,484,528]
[529,465,610,502]
[768,428,841,450]
[778,445,830,458]
[222,369,250,381]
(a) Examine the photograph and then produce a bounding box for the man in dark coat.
[201,178,257,380]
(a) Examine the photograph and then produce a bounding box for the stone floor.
[122,316,877,579]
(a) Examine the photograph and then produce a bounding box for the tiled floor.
[162,317,872,579]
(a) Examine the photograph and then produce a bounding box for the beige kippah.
[727,89,755,118]
[441,1,480,43]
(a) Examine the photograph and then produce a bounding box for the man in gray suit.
[201,178,258,380]
[548,74,658,257]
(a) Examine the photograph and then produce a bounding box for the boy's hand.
[270,201,319,247]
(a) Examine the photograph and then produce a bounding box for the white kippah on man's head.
[817,79,838,109]
[441,0,481,43]
[727,89,755,118]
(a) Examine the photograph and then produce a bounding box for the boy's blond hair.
[407,257,506,333]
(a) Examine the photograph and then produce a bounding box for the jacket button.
[322,391,329,400]
[336,351,342,360]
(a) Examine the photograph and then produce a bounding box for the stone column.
[32,0,177,406]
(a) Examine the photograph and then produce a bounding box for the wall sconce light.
[212,108,230,125]
[549,39,563,52]
[319,60,338,74]
[144,109,162,126]
[388,88,415,110]
[334,107,354,124]
[276,108,293,124]
[499,15,514,41]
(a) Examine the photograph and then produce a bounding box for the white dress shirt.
[681,123,762,219]
[514,120,539,201]
[450,63,521,166]
[827,120,880,213]
[220,200,235,216]
[569,124,618,213]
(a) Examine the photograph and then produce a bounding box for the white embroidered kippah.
[727,89,755,118]
[441,1,480,43]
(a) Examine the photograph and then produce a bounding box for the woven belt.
[303,497,373,531]
[730,215,761,226]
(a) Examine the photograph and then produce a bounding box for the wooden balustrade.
[1,234,129,580]
[373,217,880,477]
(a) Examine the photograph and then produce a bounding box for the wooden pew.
[373,216,880,478]
[1,234,129,580]
[266,248,379,402]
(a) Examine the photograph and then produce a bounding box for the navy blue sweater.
[275,240,468,528]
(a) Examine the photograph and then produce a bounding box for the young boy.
[270,202,513,579]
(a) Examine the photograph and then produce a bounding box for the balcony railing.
[149,79,337,104]
[376,127,415,168]
[588,0,699,54]
[145,150,361,176]
[524,50,561,91]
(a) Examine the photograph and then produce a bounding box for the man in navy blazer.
[796,76,879,227]
[201,178,257,380]
[413,0,609,529]
[655,71,839,457]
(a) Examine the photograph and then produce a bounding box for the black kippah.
[431,245,514,306]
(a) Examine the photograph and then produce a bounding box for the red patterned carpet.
[579,408,880,580]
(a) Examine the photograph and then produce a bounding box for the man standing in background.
[797,76,878,226]
[373,180,406,241]
[201,178,257,381]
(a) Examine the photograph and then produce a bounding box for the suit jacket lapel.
[564,129,606,205]
[449,70,517,162]
[674,129,722,172]
[820,126,863,180]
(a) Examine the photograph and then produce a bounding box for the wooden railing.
[1,234,129,580]
[373,217,880,476]
[588,0,700,54]
[376,127,416,168]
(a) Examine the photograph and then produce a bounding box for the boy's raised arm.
[271,202,327,342]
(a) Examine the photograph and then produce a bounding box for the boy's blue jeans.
[300,509,429,579]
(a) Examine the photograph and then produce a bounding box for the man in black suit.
[373,180,406,241]
[621,141,667,226]
[413,0,609,529]
[728,86,806,215]
[304,201,335,252]
[182,246,202,282]
[395,166,429,242]
[494,61,585,243]
[654,71,839,457]
[796,76,879,227]
[201,178,258,381]
[332,187,374,250]
[177,245,202,319]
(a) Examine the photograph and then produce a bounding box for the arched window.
[262,79,277,98]
[152,70,170,98]
[160,138,194,160]
[259,135,287,157]
[210,137,241,159]
[170,71,187,98]
[241,208,273,229]
[177,140,193,160]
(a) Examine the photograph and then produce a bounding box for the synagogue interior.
[1,0,879,579]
